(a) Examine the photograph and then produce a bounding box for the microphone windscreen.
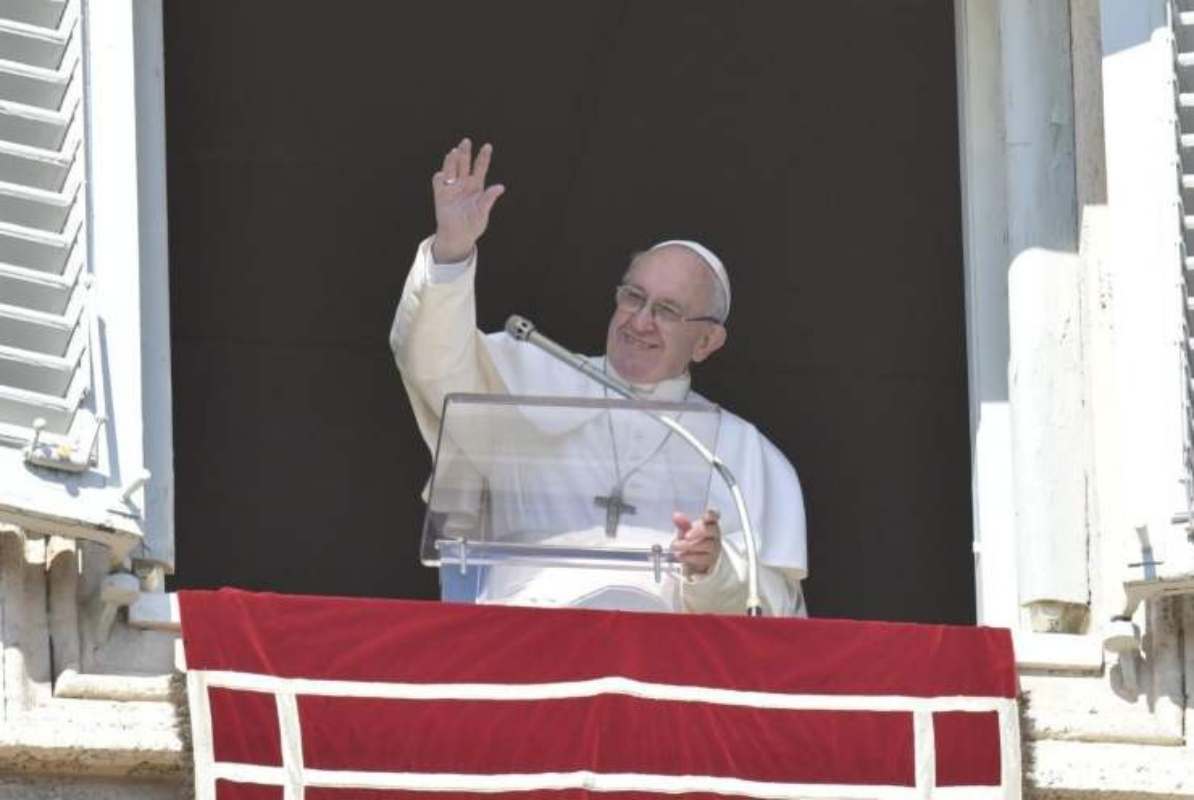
[505,315,535,341]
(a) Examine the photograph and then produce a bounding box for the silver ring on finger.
[443,177,458,186]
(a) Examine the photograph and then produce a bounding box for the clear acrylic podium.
[421,393,722,612]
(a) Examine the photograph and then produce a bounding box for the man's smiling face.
[604,245,726,385]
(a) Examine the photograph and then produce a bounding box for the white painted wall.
[955,0,1194,794]
[955,0,1015,631]
[1101,1,1193,589]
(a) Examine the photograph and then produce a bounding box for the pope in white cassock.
[390,138,808,616]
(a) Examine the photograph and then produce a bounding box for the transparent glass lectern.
[421,393,722,612]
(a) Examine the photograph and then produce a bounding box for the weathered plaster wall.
[0,776,183,800]
[0,526,185,796]
[959,0,1194,795]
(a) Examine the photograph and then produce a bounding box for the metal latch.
[23,415,105,473]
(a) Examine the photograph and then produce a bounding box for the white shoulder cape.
[478,332,807,577]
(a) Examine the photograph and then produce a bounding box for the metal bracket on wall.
[23,415,105,473]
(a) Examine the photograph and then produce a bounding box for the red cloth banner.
[180,589,1019,799]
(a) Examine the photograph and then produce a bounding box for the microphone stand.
[506,315,765,616]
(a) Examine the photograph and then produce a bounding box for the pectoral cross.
[594,490,636,538]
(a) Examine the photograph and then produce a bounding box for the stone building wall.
[0,526,183,798]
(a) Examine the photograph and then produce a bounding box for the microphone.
[505,315,638,399]
[504,314,765,616]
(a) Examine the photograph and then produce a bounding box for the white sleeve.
[679,535,805,616]
[389,236,508,454]
[427,251,473,284]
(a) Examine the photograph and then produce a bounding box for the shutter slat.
[0,347,85,411]
[0,215,76,271]
[0,17,70,71]
[0,54,74,110]
[0,384,77,431]
[0,251,77,313]
[0,0,67,31]
[0,136,74,191]
[0,95,73,150]
[0,331,83,395]
[0,294,81,354]
[0,330,87,433]
[0,178,74,230]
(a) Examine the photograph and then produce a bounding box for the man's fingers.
[441,145,458,181]
[473,142,494,184]
[672,542,717,576]
[479,184,505,217]
[672,538,716,556]
[672,523,714,551]
[672,509,721,576]
[441,138,470,182]
[680,517,717,541]
[458,138,473,179]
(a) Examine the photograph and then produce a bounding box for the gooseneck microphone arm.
[505,315,638,398]
[505,315,764,616]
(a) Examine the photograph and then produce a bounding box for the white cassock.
[391,237,808,616]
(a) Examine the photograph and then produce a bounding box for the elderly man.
[391,138,807,615]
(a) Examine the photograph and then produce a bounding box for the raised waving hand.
[431,138,506,263]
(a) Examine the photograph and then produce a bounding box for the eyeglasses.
[614,284,722,326]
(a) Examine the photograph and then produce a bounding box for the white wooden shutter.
[0,1,89,447]
[1177,2,1194,539]
[0,0,173,568]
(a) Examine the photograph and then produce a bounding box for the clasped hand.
[671,509,721,576]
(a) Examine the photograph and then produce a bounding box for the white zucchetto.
[648,239,731,322]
